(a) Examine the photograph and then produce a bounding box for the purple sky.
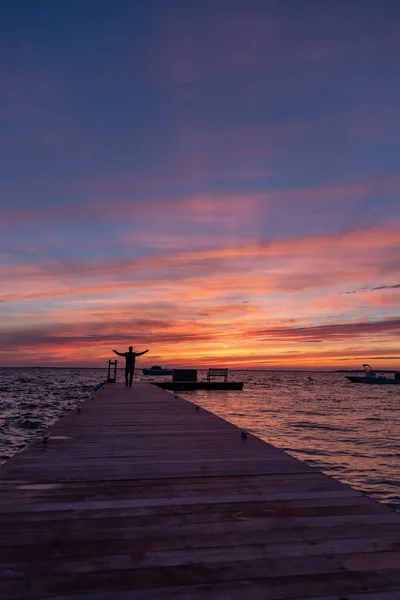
[1,1,399,368]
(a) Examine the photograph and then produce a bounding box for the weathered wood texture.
[0,382,399,599]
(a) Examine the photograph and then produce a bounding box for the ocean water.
[0,367,399,510]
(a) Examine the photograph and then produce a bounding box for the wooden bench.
[207,368,228,382]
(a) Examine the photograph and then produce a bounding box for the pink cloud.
[251,318,400,343]
[1,223,399,299]
[2,173,400,230]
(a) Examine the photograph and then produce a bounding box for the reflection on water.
[0,368,399,510]
[179,370,400,510]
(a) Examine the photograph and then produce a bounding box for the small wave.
[21,402,38,409]
[287,446,330,456]
[289,421,349,432]
[17,418,42,430]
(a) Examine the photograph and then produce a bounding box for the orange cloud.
[1,221,399,368]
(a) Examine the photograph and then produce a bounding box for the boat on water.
[346,364,400,385]
[142,365,173,376]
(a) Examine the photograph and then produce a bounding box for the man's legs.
[125,368,129,386]
[129,367,134,387]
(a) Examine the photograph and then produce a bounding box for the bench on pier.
[207,368,228,383]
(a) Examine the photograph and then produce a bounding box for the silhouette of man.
[112,346,149,387]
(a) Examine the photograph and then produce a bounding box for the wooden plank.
[41,586,400,600]
[2,522,400,563]
[0,489,367,514]
[0,494,377,526]
[0,472,349,498]
[2,564,400,600]
[2,537,400,572]
[1,510,399,550]
[0,381,399,600]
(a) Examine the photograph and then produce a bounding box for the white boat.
[346,364,400,385]
[142,366,173,376]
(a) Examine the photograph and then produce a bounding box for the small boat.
[346,364,400,385]
[142,366,173,376]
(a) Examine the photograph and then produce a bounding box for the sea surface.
[0,368,399,510]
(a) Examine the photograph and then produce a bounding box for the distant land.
[1,366,336,372]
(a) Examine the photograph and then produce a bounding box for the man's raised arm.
[112,349,125,356]
[135,349,149,357]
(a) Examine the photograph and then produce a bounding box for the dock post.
[107,359,118,382]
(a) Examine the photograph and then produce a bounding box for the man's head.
[129,346,133,352]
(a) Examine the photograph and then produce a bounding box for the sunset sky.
[1,1,399,369]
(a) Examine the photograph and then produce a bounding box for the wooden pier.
[0,382,399,599]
